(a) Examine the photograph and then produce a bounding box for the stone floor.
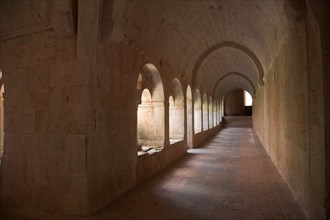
[1,128,306,220]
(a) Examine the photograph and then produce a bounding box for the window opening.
[244,90,253,106]
[209,96,213,128]
[194,89,202,133]
[136,64,165,156]
[169,78,184,144]
[202,93,208,131]
[186,86,193,148]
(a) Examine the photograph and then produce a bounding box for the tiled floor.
[2,128,306,220]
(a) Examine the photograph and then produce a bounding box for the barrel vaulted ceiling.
[124,0,289,98]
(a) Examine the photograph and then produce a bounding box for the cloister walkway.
[3,127,306,220]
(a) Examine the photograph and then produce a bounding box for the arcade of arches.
[0,1,329,219]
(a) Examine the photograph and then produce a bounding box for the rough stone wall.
[0,1,90,215]
[320,14,330,220]
[138,103,165,146]
[169,105,185,140]
[253,11,326,219]
[306,1,330,217]
[85,40,139,213]
[253,88,264,135]
[224,89,245,116]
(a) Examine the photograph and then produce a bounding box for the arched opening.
[244,90,253,116]
[0,69,3,163]
[208,96,213,128]
[202,93,208,131]
[186,86,193,148]
[216,100,219,125]
[136,64,165,155]
[194,89,202,133]
[192,42,265,89]
[219,98,223,122]
[213,99,217,126]
[136,74,143,90]
[217,99,220,124]
[169,78,184,144]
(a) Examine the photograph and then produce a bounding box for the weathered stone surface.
[0,1,329,220]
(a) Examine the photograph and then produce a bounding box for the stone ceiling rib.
[212,72,256,98]
[215,75,254,98]
[192,41,264,89]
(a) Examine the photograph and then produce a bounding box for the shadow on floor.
[1,128,306,220]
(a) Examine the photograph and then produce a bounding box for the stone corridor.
[2,127,305,220]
